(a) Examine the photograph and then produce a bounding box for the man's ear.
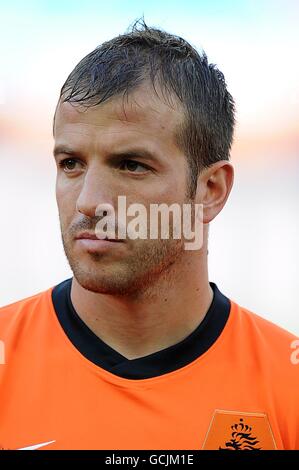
[194,161,234,224]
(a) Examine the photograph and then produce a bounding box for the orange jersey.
[0,279,298,450]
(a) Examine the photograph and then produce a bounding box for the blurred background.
[0,0,298,334]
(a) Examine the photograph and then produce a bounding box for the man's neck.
[70,258,213,360]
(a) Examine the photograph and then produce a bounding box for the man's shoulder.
[233,300,298,342]
[230,299,299,377]
[0,286,54,330]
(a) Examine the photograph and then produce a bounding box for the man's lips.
[74,232,125,253]
[75,231,123,242]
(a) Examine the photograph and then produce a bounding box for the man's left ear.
[194,161,234,224]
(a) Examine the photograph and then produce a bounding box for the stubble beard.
[61,228,185,299]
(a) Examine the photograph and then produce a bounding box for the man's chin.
[64,248,131,294]
[71,269,138,296]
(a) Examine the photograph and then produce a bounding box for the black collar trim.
[51,278,230,380]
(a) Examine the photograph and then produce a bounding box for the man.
[0,21,298,451]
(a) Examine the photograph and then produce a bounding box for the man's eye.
[119,159,149,173]
[58,158,82,172]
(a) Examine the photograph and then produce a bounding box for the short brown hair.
[54,19,235,197]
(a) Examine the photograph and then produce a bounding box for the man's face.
[54,84,192,296]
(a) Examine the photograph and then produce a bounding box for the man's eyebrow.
[53,145,82,158]
[53,146,162,164]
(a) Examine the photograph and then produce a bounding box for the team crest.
[202,410,277,450]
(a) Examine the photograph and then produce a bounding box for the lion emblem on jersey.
[219,418,261,450]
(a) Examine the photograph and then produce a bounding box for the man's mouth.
[74,231,125,253]
[75,231,123,242]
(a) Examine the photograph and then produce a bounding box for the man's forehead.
[55,85,182,132]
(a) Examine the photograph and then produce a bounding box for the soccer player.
[0,21,298,450]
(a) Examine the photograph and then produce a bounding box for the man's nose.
[76,167,114,218]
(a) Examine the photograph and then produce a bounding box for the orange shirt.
[0,280,298,450]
